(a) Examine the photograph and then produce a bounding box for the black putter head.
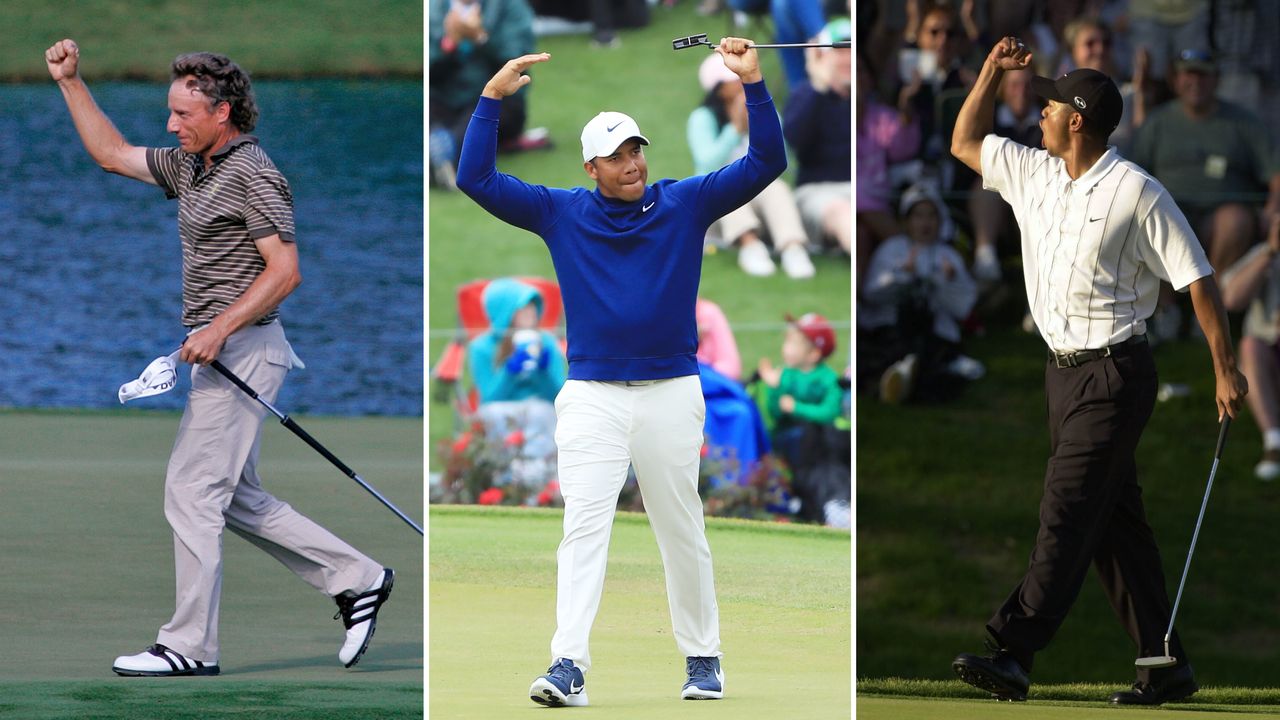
[672,33,712,51]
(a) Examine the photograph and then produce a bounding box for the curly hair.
[170,52,259,132]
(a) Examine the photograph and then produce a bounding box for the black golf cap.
[1031,68,1123,131]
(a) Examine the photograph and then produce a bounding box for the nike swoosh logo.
[606,122,624,132]
[642,202,655,212]
[1089,217,1104,222]
[569,680,584,693]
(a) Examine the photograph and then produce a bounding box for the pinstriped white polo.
[981,134,1214,353]
[147,136,296,328]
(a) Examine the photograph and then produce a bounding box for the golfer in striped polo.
[947,37,1248,705]
[46,39,394,676]
[457,38,784,706]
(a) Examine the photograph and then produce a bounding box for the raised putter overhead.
[671,33,851,51]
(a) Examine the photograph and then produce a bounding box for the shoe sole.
[344,569,394,669]
[112,666,220,677]
[953,661,1027,701]
[529,678,588,707]
[681,688,724,700]
[1111,682,1198,705]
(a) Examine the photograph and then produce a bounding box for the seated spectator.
[699,362,771,488]
[690,53,815,278]
[696,297,742,380]
[897,2,978,163]
[1055,17,1147,155]
[429,0,539,189]
[1131,49,1280,272]
[770,0,828,91]
[756,312,842,468]
[783,17,852,256]
[857,49,921,288]
[466,278,567,482]
[858,184,980,404]
[528,0,649,48]
[967,67,1041,282]
[1220,217,1280,480]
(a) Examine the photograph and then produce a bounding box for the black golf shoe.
[953,647,1030,701]
[1111,664,1197,705]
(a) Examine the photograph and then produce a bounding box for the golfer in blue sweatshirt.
[457,38,785,707]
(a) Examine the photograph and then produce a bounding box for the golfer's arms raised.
[46,39,154,184]
[1188,276,1248,419]
[951,37,1033,174]
[180,236,301,364]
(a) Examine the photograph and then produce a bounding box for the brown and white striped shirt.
[981,135,1213,353]
[146,136,296,327]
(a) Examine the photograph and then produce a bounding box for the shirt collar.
[209,134,258,159]
[1066,146,1119,193]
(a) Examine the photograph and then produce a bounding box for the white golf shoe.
[112,644,219,677]
[780,244,816,279]
[335,567,395,667]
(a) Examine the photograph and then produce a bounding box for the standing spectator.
[466,278,567,480]
[696,297,742,380]
[860,184,979,404]
[784,17,852,256]
[1056,17,1146,154]
[857,50,921,287]
[1220,217,1280,480]
[771,0,828,91]
[1128,0,1208,81]
[429,0,536,188]
[689,53,815,278]
[898,2,978,164]
[1131,50,1280,272]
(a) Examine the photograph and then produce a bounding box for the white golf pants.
[549,376,721,672]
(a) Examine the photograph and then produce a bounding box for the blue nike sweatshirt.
[457,80,786,381]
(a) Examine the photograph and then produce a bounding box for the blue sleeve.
[468,336,518,403]
[671,80,787,224]
[457,96,561,235]
[783,83,822,159]
[687,106,743,176]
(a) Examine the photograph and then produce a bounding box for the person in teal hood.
[467,278,567,467]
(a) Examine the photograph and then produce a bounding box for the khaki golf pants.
[155,321,382,662]
[549,376,721,672]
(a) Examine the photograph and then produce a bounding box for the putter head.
[1134,655,1178,669]
[672,33,711,51]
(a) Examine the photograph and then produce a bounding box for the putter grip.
[1215,416,1231,459]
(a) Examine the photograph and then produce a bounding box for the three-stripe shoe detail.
[112,644,220,677]
[530,658,589,707]
[681,656,724,700]
[335,567,395,667]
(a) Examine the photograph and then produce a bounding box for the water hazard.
[0,80,423,415]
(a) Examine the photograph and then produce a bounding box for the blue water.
[0,80,423,416]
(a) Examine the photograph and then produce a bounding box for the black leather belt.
[1049,335,1147,369]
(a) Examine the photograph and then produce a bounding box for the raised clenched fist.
[45,39,81,82]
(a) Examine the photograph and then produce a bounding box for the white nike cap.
[580,111,650,162]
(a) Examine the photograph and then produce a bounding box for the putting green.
[0,410,423,718]
[429,505,851,719]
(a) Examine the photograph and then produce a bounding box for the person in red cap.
[757,312,843,479]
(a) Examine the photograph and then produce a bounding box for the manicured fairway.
[430,506,851,719]
[0,410,423,719]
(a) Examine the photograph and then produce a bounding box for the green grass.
[857,327,1280,687]
[427,2,852,466]
[1,1,422,81]
[0,411,423,718]
[858,695,1280,720]
[429,505,850,718]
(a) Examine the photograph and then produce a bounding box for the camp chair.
[431,277,564,425]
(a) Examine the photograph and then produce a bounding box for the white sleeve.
[980,134,1047,214]
[1137,188,1215,292]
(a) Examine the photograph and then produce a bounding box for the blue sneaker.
[529,658,588,707]
[681,656,724,700]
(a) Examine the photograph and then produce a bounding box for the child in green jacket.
[757,313,843,434]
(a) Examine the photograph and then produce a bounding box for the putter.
[209,360,424,536]
[672,33,850,51]
[1135,417,1231,668]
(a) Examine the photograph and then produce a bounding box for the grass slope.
[857,328,1280,687]
[427,2,853,465]
[1,1,423,81]
[0,411,423,718]
[429,505,850,719]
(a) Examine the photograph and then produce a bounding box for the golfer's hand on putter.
[180,325,230,365]
[45,39,80,83]
[716,37,762,84]
[482,53,550,100]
